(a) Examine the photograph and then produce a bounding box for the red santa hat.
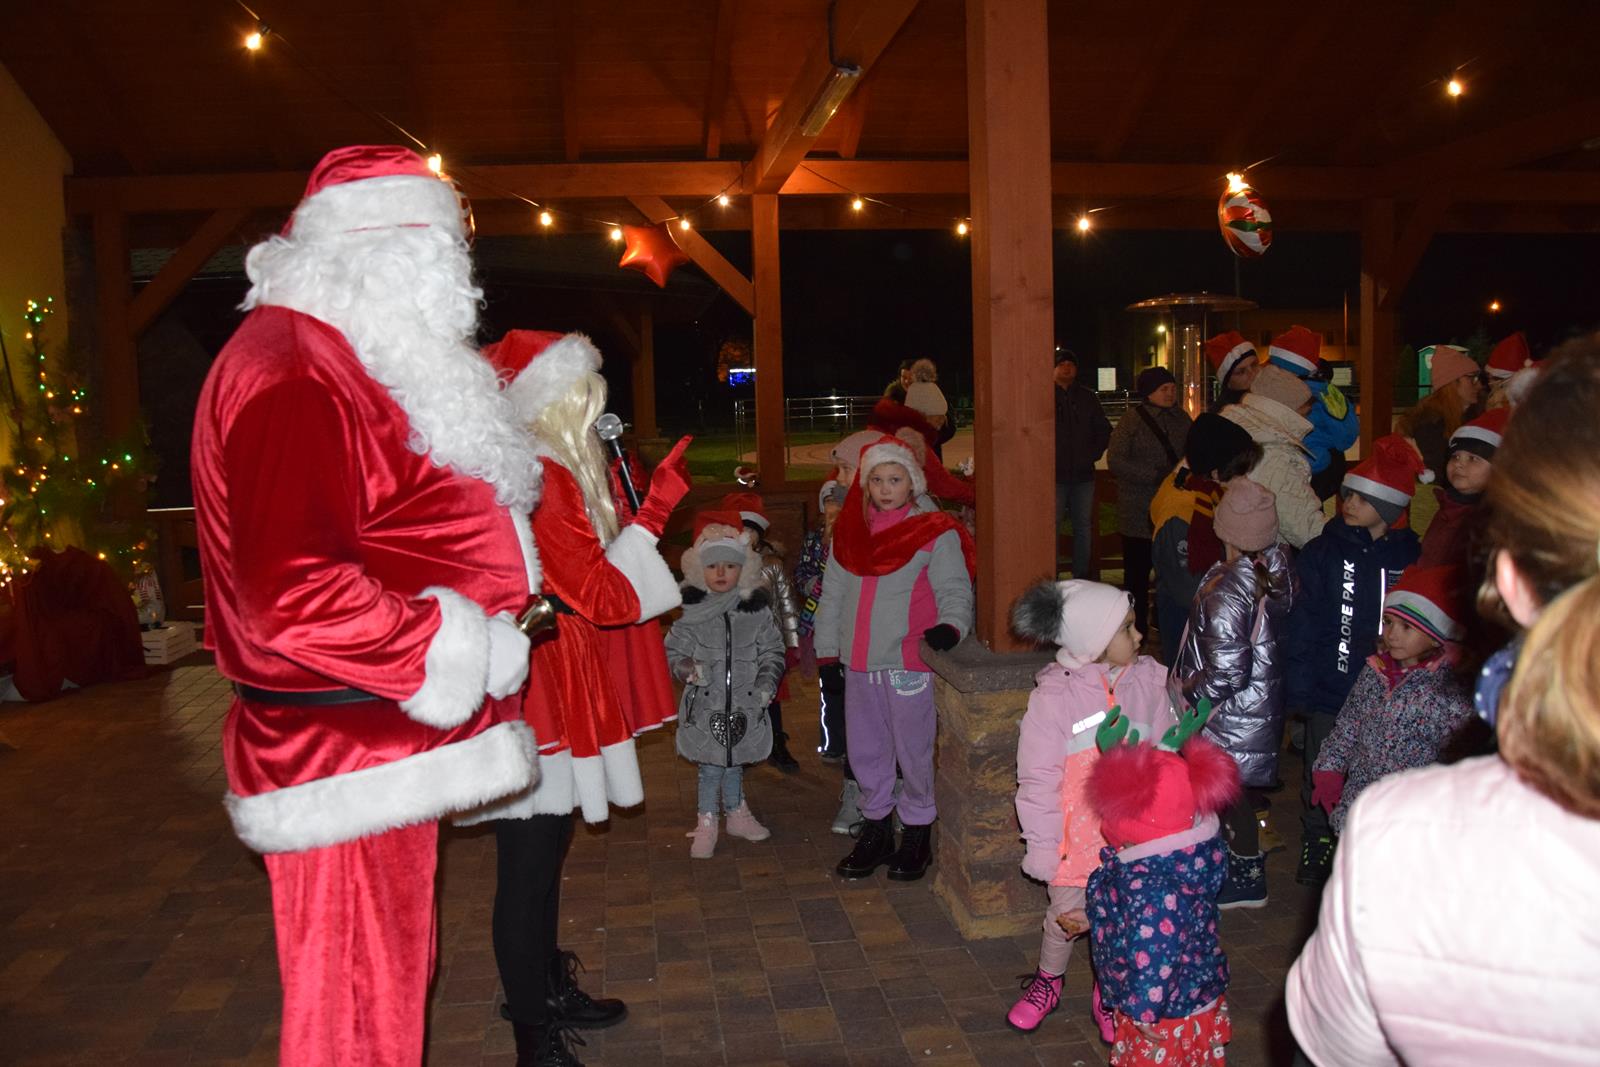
[1485,332,1531,380]
[1205,330,1258,385]
[288,145,465,243]
[858,435,927,498]
[481,329,604,424]
[1449,407,1511,460]
[1344,434,1432,510]
[1267,325,1322,378]
[1383,565,1468,646]
[720,492,770,532]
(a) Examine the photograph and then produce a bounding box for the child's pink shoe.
[687,812,718,858]
[724,802,771,841]
[1005,969,1062,1032]
[1091,981,1115,1043]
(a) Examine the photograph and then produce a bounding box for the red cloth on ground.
[7,546,144,701]
[264,822,438,1067]
[832,481,977,580]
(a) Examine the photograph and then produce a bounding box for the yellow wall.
[0,60,72,363]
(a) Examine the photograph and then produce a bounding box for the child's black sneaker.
[1295,834,1336,886]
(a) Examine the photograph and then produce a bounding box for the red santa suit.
[190,146,541,1067]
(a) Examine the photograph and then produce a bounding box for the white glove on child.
[486,612,531,698]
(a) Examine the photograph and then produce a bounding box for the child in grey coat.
[666,510,786,859]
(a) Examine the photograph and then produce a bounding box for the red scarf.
[832,481,977,579]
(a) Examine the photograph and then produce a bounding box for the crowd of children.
[650,328,1550,1065]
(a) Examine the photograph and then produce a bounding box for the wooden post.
[751,193,786,485]
[633,304,658,439]
[92,211,139,442]
[966,0,1056,650]
[1359,198,1396,455]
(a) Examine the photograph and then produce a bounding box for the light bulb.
[851,197,864,212]
[1076,215,1091,232]
[956,221,969,236]
[1446,78,1464,98]
[426,153,443,174]
[610,227,624,241]
[679,218,691,231]
[245,30,263,51]
[538,210,554,227]
[1488,299,1502,313]
[1226,172,1248,194]
[717,194,731,207]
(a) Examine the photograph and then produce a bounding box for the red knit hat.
[1267,325,1322,378]
[288,145,464,242]
[1205,331,1257,385]
[1383,564,1468,646]
[1449,407,1511,459]
[720,492,769,532]
[1485,332,1531,380]
[481,330,603,423]
[1344,434,1432,509]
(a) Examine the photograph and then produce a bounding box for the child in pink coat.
[1007,579,1177,1034]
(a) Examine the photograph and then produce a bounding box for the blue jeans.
[697,763,744,814]
[1056,480,1096,578]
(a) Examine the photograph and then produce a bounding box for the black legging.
[1223,793,1260,856]
[493,813,575,1026]
[1121,534,1154,635]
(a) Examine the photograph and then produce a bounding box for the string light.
[717,194,731,207]
[425,153,443,174]
[1225,172,1249,194]
[609,227,623,241]
[538,210,554,227]
[1446,77,1464,98]
[1075,214,1092,233]
[956,221,969,236]
[679,218,691,231]
[1488,299,1502,313]
[244,26,266,51]
[851,197,864,212]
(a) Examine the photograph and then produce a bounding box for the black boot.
[887,823,933,882]
[546,949,627,1029]
[511,1018,587,1066]
[836,814,896,879]
[768,731,800,772]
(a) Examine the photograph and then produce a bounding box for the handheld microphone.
[594,412,642,512]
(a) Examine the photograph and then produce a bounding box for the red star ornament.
[618,223,691,288]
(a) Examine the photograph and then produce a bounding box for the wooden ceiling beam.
[1330,5,1453,165]
[1374,96,1600,194]
[740,0,920,194]
[702,0,735,158]
[129,208,253,335]
[1214,8,1337,165]
[834,77,872,160]
[628,195,755,315]
[41,5,154,173]
[1093,0,1199,161]
[558,4,582,161]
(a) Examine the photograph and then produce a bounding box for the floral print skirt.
[1110,995,1230,1066]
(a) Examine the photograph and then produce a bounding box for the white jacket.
[1223,394,1328,548]
[1287,756,1600,1066]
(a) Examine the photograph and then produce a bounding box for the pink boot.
[1091,981,1115,1043]
[1005,969,1062,1032]
[724,801,771,842]
[687,812,718,859]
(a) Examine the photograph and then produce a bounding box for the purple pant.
[844,668,937,825]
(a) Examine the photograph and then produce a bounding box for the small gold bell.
[517,595,558,636]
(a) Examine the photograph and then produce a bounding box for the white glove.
[486,612,531,699]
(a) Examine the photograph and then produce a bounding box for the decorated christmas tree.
[1,296,153,590]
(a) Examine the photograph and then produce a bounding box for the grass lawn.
[681,430,837,484]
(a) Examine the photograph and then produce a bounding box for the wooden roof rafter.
[702,0,736,158]
[1092,0,1200,162]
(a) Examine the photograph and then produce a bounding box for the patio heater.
[1126,293,1258,418]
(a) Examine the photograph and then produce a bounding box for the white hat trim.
[290,174,462,243]
[1450,424,1503,449]
[1268,344,1318,376]
[1343,472,1412,507]
[1217,343,1254,382]
[1384,590,1464,641]
[860,440,927,498]
[502,333,603,424]
[738,510,771,530]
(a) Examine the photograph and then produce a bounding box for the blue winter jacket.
[1286,516,1420,715]
[1087,818,1230,1025]
[1302,381,1359,475]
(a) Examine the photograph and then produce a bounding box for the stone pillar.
[925,640,1054,939]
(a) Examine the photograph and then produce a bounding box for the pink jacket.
[1287,755,1600,1065]
[1015,656,1172,887]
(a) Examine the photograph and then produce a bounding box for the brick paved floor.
[0,660,1319,1065]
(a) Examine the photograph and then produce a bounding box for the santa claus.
[191,145,543,1066]
[473,329,688,1064]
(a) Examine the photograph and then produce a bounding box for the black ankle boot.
[836,814,896,879]
[546,950,627,1029]
[887,822,933,881]
[768,731,800,772]
[511,1018,587,1066]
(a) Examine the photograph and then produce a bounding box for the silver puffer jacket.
[756,540,801,650]
[1168,544,1297,788]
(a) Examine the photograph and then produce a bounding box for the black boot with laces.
[546,950,627,1029]
[836,814,896,879]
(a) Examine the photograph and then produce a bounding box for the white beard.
[242,227,541,513]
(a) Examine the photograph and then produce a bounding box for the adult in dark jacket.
[1053,351,1112,579]
[1106,366,1191,633]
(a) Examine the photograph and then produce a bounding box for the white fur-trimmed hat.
[481,330,603,424]
[858,434,926,498]
[288,145,465,244]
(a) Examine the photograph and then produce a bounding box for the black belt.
[236,683,384,706]
[545,593,575,616]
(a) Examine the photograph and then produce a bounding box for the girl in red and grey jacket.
[1007,580,1175,1034]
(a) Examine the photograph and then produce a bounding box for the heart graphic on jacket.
[710,711,748,747]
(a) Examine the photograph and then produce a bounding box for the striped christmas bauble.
[1217,188,1274,258]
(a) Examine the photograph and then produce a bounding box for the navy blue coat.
[1286,517,1420,715]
